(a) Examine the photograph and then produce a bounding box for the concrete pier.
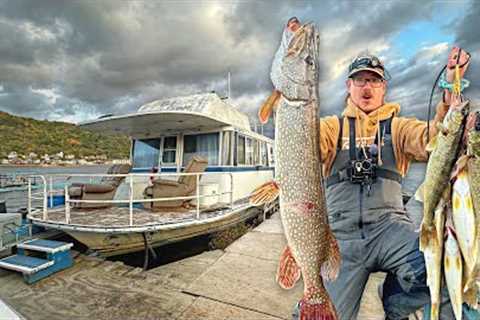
[0,213,396,319]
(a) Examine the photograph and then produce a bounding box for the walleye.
[423,192,447,320]
[444,219,464,320]
[252,23,340,319]
[417,100,470,252]
[463,111,480,306]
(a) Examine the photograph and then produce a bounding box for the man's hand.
[444,46,471,105]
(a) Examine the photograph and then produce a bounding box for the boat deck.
[28,199,248,229]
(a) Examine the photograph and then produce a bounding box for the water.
[0,165,110,212]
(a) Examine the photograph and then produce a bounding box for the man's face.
[346,71,386,113]
[287,20,300,32]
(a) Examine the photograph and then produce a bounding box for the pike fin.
[298,292,337,320]
[276,246,301,290]
[426,135,438,153]
[249,181,279,206]
[321,229,341,281]
[414,183,425,203]
[258,90,281,124]
[419,223,438,253]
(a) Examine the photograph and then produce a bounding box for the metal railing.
[27,172,234,226]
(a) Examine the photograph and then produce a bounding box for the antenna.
[227,72,231,99]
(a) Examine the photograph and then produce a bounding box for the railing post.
[49,176,53,208]
[129,175,133,226]
[43,180,48,220]
[27,178,32,214]
[65,185,70,224]
[196,174,200,219]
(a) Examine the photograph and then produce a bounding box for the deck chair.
[68,164,131,209]
[144,156,208,209]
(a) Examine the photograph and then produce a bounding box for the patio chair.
[144,156,208,210]
[68,164,132,209]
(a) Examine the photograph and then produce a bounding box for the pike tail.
[258,90,281,124]
[419,223,438,253]
[276,246,301,289]
[249,181,279,206]
[298,287,337,320]
[321,229,341,281]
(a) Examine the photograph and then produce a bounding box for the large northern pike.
[251,23,340,319]
[417,100,470,251]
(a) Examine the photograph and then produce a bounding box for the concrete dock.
[0,213,393,319]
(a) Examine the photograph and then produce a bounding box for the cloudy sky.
[0,0,478,128]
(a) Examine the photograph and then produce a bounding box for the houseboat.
[27,93,276,257]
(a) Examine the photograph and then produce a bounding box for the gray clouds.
[0,0,478,127]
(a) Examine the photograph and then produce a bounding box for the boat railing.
[27,172,234,226]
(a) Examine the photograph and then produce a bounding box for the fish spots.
[445,257,450,269]
[453,194,461,211]
[456,257,461,269]
[466,197,473,211]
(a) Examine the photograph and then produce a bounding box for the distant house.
[7,151,17,160]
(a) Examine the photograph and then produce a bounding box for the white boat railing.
[27,172,234,226]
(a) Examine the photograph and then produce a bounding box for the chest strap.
[326,167,402,187]
[327,115,401,187]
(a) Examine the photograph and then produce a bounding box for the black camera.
[349,159,377,184]
[348,144,378,185]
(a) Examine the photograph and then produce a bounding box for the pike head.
[278,23,320,102]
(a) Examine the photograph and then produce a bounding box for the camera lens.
[362,160,372,170]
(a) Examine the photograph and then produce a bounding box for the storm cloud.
[0,0,478,127]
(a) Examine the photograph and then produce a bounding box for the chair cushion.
[152,179,181,187]
[82,183,115,193]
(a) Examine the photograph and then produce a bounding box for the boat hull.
[65,205,262,257]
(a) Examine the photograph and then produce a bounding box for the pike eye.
[305,56,314,66]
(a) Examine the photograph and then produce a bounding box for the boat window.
[221,132,232,166]
[162,136,177,165]
[268,145,275,166]
[132,139,160,169]
[237,135,246,165]
[183,133,219,165]
[260,142,268,166]
[253,140,260,165]
[246,138,253,165]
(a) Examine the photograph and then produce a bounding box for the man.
[281,19,475,320]
[317,50,469,320]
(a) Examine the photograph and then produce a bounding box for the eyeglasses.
[351,77,384,88]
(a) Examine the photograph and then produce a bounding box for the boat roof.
[79,93,253,137]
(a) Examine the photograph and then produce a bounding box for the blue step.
[0,255,53,275]
[17,239,73,254]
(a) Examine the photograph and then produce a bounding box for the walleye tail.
[258,90,281,124]
[321,229,341,281]
[419,223,438,253]
[249,181,279,206]
[298,289,337,320]
[276,246,301,289]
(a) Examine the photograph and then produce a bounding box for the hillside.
[0,111,130,159]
